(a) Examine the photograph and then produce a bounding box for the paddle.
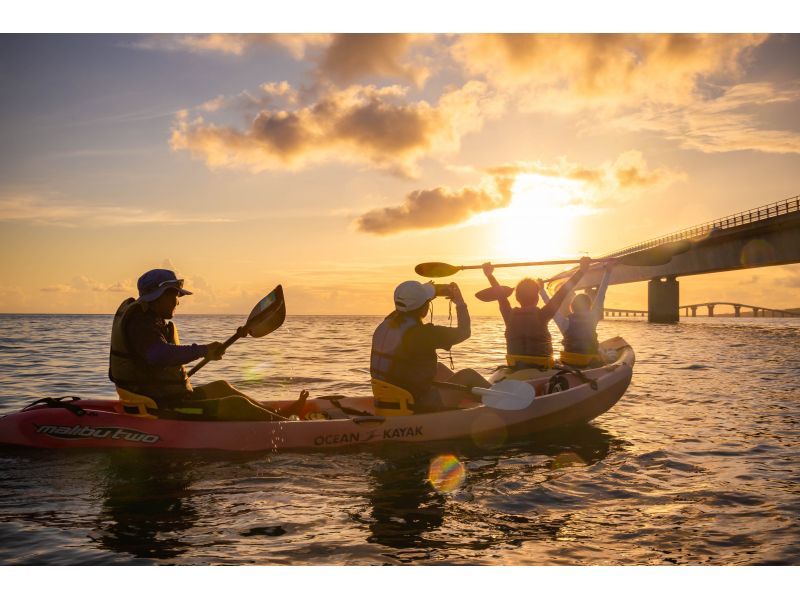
[474,285,514,302]
[187,285,286,377]
[433,379,536,411]
[415,240,692,278]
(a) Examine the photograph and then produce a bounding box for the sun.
[492,174,589,261]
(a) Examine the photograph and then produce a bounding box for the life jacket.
[505,306,553,366]
[108,298,192,401]
[563,311,599,355]
[370,312,436,400]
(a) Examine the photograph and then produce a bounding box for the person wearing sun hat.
[370,280,490,413]
[109,268,306,420]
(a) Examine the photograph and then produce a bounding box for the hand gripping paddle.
[187,285,286,377]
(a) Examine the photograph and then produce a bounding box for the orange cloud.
[171,81,499,177]
[355,177,514,235]
[136,34,431,86]
[489,150,683,200]
[607,82,800,154]
[316,34,432,86]
[357,150,683,235]
[452,34,768,107]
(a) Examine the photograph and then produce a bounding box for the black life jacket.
[108,298,192,401]
[370,312,436,399]
[506,306,553,359]
[563,311,599,354]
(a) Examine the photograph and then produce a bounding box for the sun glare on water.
[492,174,590,261]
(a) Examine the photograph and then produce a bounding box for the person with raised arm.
[370,280,490,414]
[538,263,615,367]
[482,257,591,370]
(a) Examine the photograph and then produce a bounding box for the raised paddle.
[415,240,693,278]
[433,379,536,411]
[187,285,286,377]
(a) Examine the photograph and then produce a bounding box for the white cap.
[393,280,436,312]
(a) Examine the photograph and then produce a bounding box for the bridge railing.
[602,194,800,258]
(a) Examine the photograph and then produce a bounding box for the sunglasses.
[143,278,184,294]
[158,278,184,289]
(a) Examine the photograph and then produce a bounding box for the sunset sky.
[1,28,799,315]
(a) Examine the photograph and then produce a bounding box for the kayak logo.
[34,424,160,444]
[313,425,423,446]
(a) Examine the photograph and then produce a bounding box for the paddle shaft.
[458,258,614,271]
[432,380,483,393]
[187,328,246,378]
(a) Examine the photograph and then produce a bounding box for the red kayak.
[0,340,634,452]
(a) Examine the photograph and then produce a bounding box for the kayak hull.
[0,342,634,452]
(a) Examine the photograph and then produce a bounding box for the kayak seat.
[115,387,158,419]
[371,379,415,417]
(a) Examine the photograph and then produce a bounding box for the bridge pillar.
[690,306,697,317]
[648,277,679,323]
[734,305,741,317]
[753,308,759,317]
[708,304,715,317]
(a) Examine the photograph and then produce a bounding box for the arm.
[428,283,471,349]
[483,263,513,324]
[431,302,471,349]
[537,278,567,334]
[540,257,591,320]
[482,262,500,288]
[145,342,208,367]
[127,316,218,367]
[590,266,613,320]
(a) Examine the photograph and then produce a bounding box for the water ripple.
[0,315,798,564]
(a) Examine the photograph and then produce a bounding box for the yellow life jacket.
[108,298,191,401]
[371,378,415,417]
[506,354,555,370]
[559,351,604,368]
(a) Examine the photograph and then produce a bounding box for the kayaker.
[109,268,306,420]
[538,263,614,366]
[370,280,490,413]
[481,257,590,370]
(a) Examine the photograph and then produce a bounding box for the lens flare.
[242,361,271,383]
[428,454,466,493]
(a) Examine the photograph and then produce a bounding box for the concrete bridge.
[602,303,800,318]
[551,194,800,323]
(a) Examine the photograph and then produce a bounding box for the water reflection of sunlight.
[492,174,592,261]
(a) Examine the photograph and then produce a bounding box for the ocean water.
[0,313,798,565]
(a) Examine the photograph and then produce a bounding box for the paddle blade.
[618,240,692,267]
[414,262,461,278]
[475,285,514,302]
[245,285,286,338]
[474,379,536,411]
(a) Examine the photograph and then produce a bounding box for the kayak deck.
[0,339,634,452]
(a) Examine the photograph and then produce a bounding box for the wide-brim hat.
[137,269,193,302]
